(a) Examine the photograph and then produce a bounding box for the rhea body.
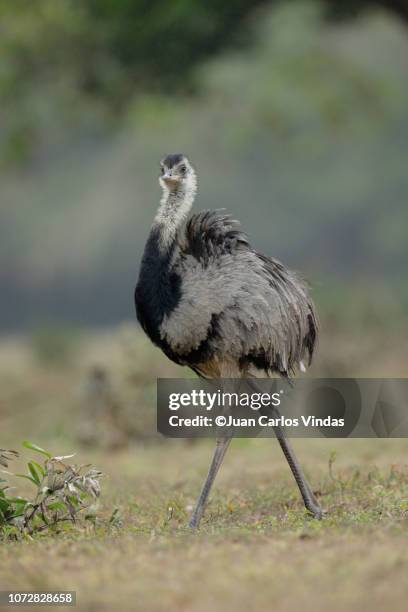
[135,154,322,527]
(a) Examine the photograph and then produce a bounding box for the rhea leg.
[189,437,231,529]
[247,378,322,518]
[273,423,322,518]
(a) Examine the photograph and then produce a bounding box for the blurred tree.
[0,0,407,165]
[0,0,407,329]
[82,0,270,98]
[0,0,267,164]
[326,0,408,22]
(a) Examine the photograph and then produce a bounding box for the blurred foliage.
[326,0,408,22]
[0,0,268,165]
[0,1,407,329]
[30,326,80,367]
[198,2,407,140]
[0,0,407,165]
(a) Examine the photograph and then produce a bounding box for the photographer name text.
[168,414,345,429]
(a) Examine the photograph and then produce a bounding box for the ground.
[0,327,407,611]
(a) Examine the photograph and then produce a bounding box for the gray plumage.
[161,210,317,377]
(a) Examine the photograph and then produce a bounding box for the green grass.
[1,440,408,611]
[0,329,408,611]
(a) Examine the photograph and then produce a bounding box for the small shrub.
[0,441,103,538]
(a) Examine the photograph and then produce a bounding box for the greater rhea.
[135,154,322,528]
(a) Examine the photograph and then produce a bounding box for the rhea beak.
[162,174,181,186]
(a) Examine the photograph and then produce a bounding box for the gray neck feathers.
[153,176,197,251]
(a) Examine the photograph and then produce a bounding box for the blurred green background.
[1,0,407,335]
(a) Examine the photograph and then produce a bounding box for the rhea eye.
[179,165,187,174]
[160,166,165,175]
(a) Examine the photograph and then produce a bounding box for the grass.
[0,326,408,611]
[1,440,408,611]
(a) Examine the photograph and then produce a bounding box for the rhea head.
[159,153,197,196]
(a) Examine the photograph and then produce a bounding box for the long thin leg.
[189,437,231,529]
[247,378,322,518]
[273,417,322,518]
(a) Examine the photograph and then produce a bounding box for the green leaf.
[22,441,51,458]
[5,497,29,505]
[30,461,45,478]
[0,497,11,513]
[28,462,41,485]
[47,501,66,511]
[109,507,121,526]
[66,495,80,507]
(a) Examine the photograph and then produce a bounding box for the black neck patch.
[135,228,181,345]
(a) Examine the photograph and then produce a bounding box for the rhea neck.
[136,172,196,335]
[152,175,197,252]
